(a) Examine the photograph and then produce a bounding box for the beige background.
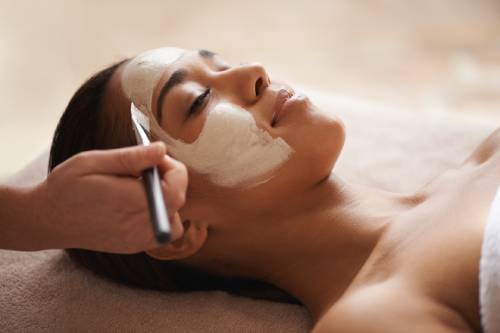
[1,0,499,177]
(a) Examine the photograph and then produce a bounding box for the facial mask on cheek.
[152,102,294,187]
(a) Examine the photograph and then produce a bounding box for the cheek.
[179,113,208,144]
[288,110,345,179]
[166,102,294,188]
[157,105,208,144]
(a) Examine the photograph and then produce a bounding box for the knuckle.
[138,146,150,161]
[62,152,92,176]
[117,149,133,174]
[72,152,89,168]
[167,156,186,173]
[176,160,188,175]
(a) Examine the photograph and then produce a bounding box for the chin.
[312,115,346,179]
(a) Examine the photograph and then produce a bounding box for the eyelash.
[188,88,210,116]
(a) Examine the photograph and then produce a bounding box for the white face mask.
[153,102,293,187]
[121,47,294,187]
[121,47,184,113]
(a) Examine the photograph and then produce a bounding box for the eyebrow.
[155,49,216,121]
[198,49,216,59]
[156,69,187,122]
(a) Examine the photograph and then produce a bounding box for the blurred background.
[1,0,499,177]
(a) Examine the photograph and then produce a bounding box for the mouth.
[271,88,295,127]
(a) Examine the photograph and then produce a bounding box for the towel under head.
[480,185,500,333]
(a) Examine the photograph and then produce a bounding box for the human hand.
[32,142,188,253]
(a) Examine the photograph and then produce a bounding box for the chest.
[408,160,499,329]
[345,157,500,332]
[317,137,500,333]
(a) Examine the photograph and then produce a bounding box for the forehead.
[120,47,187,113]
[154,49,220,91]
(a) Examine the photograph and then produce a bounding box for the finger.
[157,154,186,175]
[168,212,184,242]
[159,155,188,191]
[79,142,167,177]
[160,161,188,212]
[119,177,150,204]
[119,177,184,244]
[143,212,184,250]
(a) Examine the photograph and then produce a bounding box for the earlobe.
[146,220,208,260]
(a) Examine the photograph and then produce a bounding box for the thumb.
[79,142,167,176]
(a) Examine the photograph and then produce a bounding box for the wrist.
[21,183,55,251]
[0,183,49,251]
[28,180,65,250]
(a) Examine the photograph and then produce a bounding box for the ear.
[146,220,208,260]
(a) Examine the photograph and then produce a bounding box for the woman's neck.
[236,174,423,322]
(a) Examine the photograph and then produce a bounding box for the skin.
[0,143,187,253]
[105,48,500,333]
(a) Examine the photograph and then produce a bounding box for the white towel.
[480,185,500,333]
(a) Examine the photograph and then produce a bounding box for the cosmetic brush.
[130,103,171,243]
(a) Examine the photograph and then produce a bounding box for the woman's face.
[115,47,345,258]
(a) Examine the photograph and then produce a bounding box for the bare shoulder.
[466,127,500,165]
[311,281,473,333]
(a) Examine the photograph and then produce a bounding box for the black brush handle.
[142,167,171,243]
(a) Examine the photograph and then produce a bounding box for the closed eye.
[188,89,210,117]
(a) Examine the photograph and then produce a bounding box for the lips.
[271,88,294,126]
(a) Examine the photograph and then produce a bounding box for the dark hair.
[48,60,300,304]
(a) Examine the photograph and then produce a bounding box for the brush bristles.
[131,103,151,132]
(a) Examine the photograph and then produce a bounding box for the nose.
[215,62,270,104]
